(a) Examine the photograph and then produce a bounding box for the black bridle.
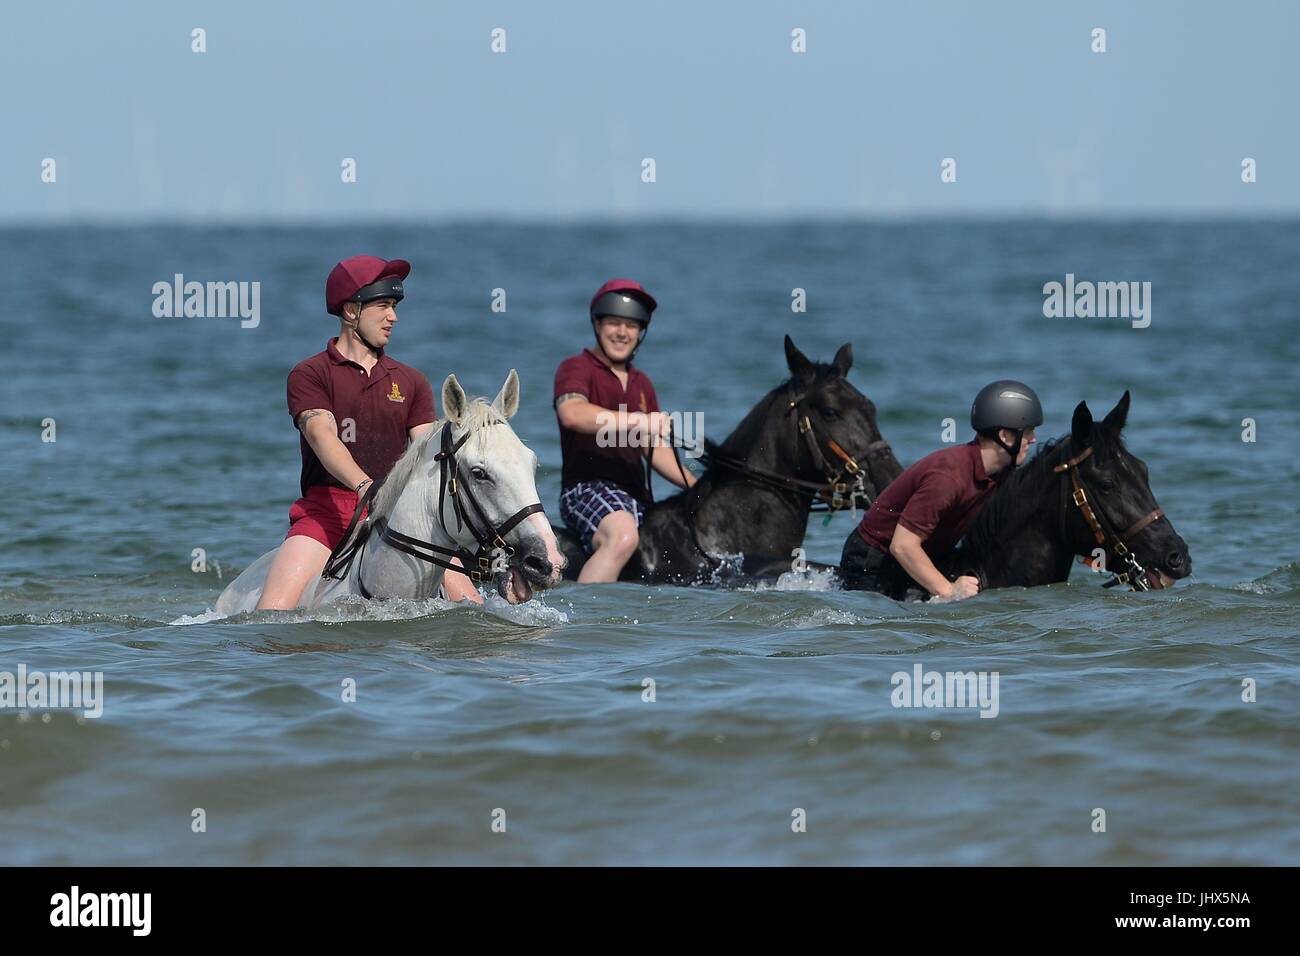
[698,383,893,513]
[321,422,545,598]
[1053,444,1166,592]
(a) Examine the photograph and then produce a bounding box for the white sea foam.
[169,608,226,626]
[171,593,567,627]
[755,567,843,592]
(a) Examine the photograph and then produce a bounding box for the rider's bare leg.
[257,536,331,610]
[577,510,638,583]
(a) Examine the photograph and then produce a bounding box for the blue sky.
[3,0,1295,221]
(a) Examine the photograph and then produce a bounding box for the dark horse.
[555,336,904,584]
[907,391,1189,598]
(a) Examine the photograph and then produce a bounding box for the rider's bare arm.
[555,394,670,441]
[649,442,696,488]
[295,408,371,492]
[889,525,977,600]
[408,421,436,443]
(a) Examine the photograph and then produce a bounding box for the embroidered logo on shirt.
[387,382,405,403]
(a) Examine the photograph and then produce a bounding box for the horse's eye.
[470,466,489,481]
[821,407,839,420]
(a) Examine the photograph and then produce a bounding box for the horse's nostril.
[524,553,551,577]
[1167,551,1184,569]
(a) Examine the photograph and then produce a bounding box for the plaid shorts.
[559,481,645,553]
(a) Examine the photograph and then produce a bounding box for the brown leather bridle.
[699,397,892,512]
[1053,445,1165,591]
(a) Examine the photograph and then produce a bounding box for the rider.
[839,380,1043,601]
[553,278,696,582]
[257,255,479,609]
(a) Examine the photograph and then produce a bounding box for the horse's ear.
[784,335,816,384]
[1102,390,1131,433]
[493,369,521,420]
[1071,401,1093,447]
[832,343,853,376]
[441,374,468,426]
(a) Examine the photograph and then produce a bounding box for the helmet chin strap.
[995,429,1025,468]
[348,304,383,354]
[629,325,648,361]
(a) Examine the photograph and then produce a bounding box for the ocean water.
[1,221,1297,865]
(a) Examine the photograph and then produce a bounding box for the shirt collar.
[968,438,993,484]
[327,336,396,369]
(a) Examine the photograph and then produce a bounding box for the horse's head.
[1065,390,1191,589]
[783,335,903,500]
[440,370,565,604]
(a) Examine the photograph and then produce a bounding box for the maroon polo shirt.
[856,440,1006,559]
[554,348,661,503]
[286,337,437,497]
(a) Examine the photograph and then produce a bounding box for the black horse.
[904,391,1189,598]
[555,336,904,584]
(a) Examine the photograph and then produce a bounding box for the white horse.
[214,370,564,615]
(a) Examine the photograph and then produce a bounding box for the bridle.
[698,384,894,513]
[1053,444,1165,592]
[321,422,545,597]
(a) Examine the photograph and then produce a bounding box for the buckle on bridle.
[798,415,812,434]
[1114,541,1129,556]
[1072,488,1087,507]
[448,477,458,496]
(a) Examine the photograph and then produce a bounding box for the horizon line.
[3,210,1298,229]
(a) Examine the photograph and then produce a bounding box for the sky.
[2,0,1296,222]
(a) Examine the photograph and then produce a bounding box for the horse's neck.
[973,519,1073,589]
[718,393,805,478]
[955,472,1074,589]
[700,394,813,551]
[357,447,454,599]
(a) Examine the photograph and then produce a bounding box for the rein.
[1053,445,1165,592]
[320,422,544,598]
[699,385,891,512]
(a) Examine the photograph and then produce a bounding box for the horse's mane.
[959,426,1128,556]
[715,365,836,460]
[368,398,507,523]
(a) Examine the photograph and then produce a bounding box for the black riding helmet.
[347,276,405,312]
[971,380,1043,465]
[589,278,657,358]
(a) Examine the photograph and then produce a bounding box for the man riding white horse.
[257,255,480,609]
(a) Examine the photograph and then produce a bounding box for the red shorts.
[285,485,364,550]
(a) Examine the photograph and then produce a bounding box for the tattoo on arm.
[554,392,588,409]
[295,409,335,432]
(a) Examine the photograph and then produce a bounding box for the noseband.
[1053,445,1165,591]
[322,422,545,597]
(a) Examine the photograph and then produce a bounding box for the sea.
[1,220,1296,864]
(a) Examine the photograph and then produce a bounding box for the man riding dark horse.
[839,380,1044,601]
[552,279,696,583]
